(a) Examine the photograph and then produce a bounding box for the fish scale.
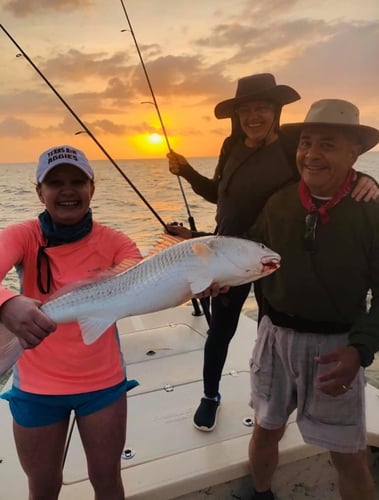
[41,235,280,334]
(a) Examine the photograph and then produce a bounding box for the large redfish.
[0,234,280,374]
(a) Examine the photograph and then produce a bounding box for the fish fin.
[188,273,213,295]
[100,258,142,276]
[0,324,23,376]
[145,233,184,257]
[187,242,214,294]
[77,315,117,345]
[191,242,213,258]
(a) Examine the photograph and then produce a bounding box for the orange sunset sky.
[0,0,378,163]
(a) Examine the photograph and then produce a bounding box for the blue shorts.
[0,378,139,428]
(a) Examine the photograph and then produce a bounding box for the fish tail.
[0,325,23,377]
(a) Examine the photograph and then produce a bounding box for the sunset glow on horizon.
[0,0,378,163]
[130,133,175,158]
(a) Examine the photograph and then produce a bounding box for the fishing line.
[1,22,210,324]
[119,0,197,233]
[0,23,167,230]
[119,3,211,324]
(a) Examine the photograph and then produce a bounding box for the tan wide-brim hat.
[281,99,379,154]
[214,73,300,119]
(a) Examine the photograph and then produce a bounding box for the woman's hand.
[352,175,379,202]
[0,295,56,349]
[165,222,193,239]
[167,151,190,176]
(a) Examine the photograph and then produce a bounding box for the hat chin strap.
[265,105,281,140]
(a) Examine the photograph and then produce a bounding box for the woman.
[0,145,143,500]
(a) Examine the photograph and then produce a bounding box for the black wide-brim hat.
[214,73,300,119]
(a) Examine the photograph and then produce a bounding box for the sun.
[132,133,171,157]
[147,133,164,145]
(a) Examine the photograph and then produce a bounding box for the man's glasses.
[304,211,319,253]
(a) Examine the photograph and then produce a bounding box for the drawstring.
[36,209,93,294]
[37,246,52,294]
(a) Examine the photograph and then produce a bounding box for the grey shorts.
[249,316,366,453]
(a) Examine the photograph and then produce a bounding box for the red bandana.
[298,168,357,223]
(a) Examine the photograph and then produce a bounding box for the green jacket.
[247,182,379,355]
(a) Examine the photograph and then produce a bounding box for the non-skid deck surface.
[1,306,379,500]
[63,371,262,484]
[64,308,260,483]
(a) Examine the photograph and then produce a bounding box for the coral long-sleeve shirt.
[0,220,142,394]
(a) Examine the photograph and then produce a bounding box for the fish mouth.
[261,256,280,273]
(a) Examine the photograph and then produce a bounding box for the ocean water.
[0,152,378,386]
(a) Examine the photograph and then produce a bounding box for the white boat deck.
[1,304,379,499]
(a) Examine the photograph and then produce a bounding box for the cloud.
[0,117,36,137]
[136,43,162,59]
[0,13,347,120]
[0,113,129,140]
[48,115,128,136]
[238,0,301,21]
[4,0,93,17]
[195,18,338,67]
[0,89,58,115]
[85,119,128,135]
[278,21,379,111]
[1,10,377,144]
[39,49,131,82]
[131,55,227,99]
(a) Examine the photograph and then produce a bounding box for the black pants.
[202,281,253,398]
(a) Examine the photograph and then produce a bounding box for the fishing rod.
[119,3,211,324]
[0,23,167,230]
[1,23,210,323]
[119,0,197,234]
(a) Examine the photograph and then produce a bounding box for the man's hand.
[194,283,230,299]
[315,345,361,396]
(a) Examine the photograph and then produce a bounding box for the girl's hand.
[0,295,56,349]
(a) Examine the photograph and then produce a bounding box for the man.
[246,99,379,500]
[167,73,377,433]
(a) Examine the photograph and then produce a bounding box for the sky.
[0,0,378,163]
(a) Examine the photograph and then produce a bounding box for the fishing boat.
[1,303,379,499]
